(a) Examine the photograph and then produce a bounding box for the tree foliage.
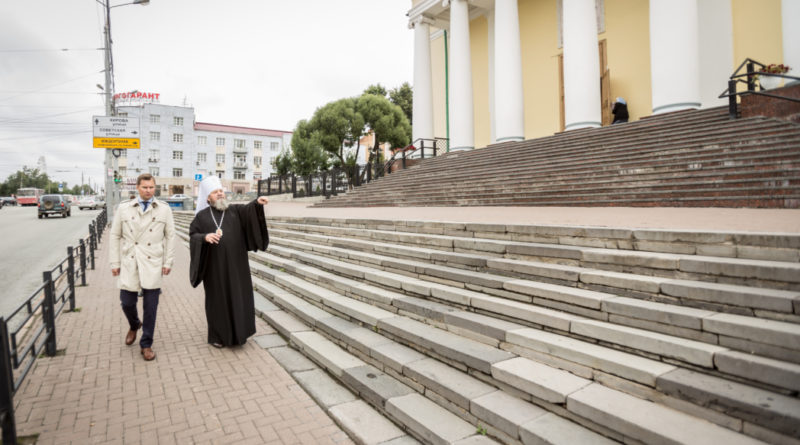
[389,82,413,124]
[289,120,328,176]
[0,166,89,196]
[287,85,412,186]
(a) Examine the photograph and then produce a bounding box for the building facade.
[115,103,291,196]
[408,0,799,151]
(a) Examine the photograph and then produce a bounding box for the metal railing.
[719,58,800,119]
[0,209,106,444]
[259,137,449,200]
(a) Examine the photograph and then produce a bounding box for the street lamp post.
[99,0,149,225]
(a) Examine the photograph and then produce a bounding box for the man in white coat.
[109,173,175,361]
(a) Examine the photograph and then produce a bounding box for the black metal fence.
[719,57,800,118]
[259,137,448,200]
[0,209,107,444]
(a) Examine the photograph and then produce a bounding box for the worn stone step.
[254,246,800,393]
[256,284,605,444]
[567,383,766,445]
[264,237,800,366]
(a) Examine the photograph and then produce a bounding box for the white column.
[411,16,435,145]
[783,0,800,81]
[563,0,601,130]
[650,0,700,114]
[494,0,525,142]
[447,0,474,151]
[697,0,733,108]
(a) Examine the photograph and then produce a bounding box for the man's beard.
[212,198,230,211]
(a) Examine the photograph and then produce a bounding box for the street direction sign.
[92,116,141,149]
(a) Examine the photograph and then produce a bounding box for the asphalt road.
[0,204,104,319]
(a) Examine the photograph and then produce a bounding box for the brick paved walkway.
[12,233,354,445]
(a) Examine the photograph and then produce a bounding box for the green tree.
[363,83,388,98]
[357,93,411,163]
[272,148,293,176]
[290,119,328,176]
[0,166,51,195]
[307,97,365,185]
[389,82,413,125]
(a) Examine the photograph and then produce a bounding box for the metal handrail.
[719,57,800,118]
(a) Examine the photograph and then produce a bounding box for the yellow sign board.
[93,137,140,149]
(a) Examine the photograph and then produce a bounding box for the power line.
[0,48,101,53]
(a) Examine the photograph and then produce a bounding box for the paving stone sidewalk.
[11,232,354,445]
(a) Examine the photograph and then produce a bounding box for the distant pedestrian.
[189,176,269,348]
[612,97,629,124]
[109,173,175,361]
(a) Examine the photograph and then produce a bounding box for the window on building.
[173,151,183,160]
[270,142,279,151]
[234,139,246,149]
[173,168,183,177]
[149,167,159,176]
[216,154,225,163]
[216,171,224,178]
[149,149,159,161]
[117,112,128,117]
[254,140,262,149]
[150,131,160,141]
[216,137,225,146]
[234,171,245,180]
[197,153,207,163]
[173,133,183,143]
[119,167,127,176]
[119,149,127,158]
[173,116,184,126]
[150,114,160,124]
[197,135,207,145]
[254,156,262,166]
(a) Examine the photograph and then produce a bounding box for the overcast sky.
[0,0,414,191]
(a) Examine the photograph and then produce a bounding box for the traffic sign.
[93,138,140,149]
[92,116,141,149]
[194,174,203,181]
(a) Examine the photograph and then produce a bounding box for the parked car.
[169,194,191,200]
[0,196,17,206]
[38,194,72,218]
[78,197,100,210]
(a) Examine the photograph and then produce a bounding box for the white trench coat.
[109,199,175,292]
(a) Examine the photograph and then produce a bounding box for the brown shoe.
[141,347,156,361]
[125,323,141,346]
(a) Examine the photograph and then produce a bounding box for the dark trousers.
[120,288,160,349]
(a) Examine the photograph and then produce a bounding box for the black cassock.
[189,199,268,346]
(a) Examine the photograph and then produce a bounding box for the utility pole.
[102,0,117,225]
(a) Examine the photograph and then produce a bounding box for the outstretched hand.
[257,196,269,205]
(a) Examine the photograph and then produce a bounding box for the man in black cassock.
[189,176,269,348]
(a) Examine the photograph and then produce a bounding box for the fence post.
[89,224,96,270]
[0,317,17,445]
[746,61,756,91]
[42,272,57,357]
[79,239,87,286]
[268,177,272,195]
[402,149,407,169]
[67,247,75,312]
[291,175,297,198]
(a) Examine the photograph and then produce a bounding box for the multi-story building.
[114,102,291,196]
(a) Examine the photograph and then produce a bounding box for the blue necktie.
[142,201,149,212]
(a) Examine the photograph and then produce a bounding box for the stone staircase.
[312,107,800,208]
[173,212,800,445]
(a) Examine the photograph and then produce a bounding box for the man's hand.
[111,268,120,276]
[205,233,221,244]
[162,267,171,275]
[257,196,269,205]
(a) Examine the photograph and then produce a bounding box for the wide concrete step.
[250,275,608,444]
[265,223,800,320]
[250,264,780,445]
[263,232,800,370]
[265,220,800,290]
[248,251,800,441]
